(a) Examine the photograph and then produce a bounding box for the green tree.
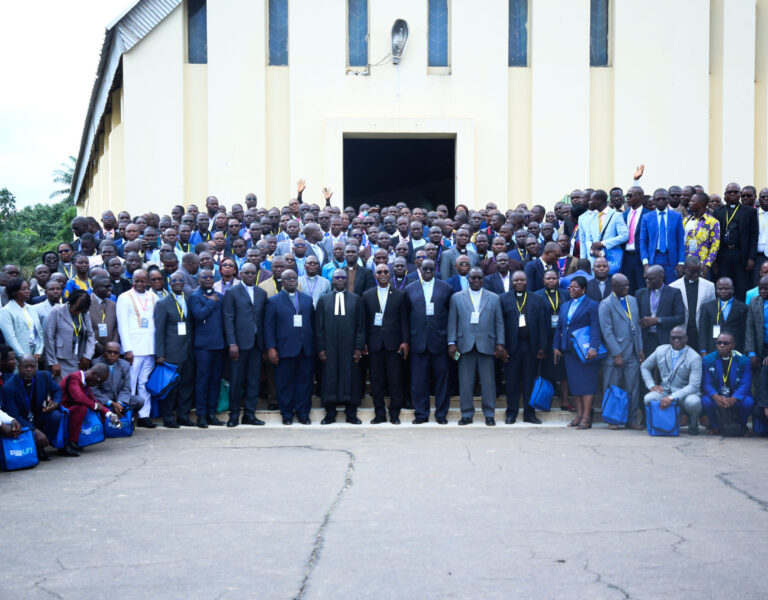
[0,187,17,221]
[49,155,76,203]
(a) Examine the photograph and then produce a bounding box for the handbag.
[646,400,680,437]
[716,405,746,437]
[78,410,105,447]
[51,407,70,449]
[105,408,133,438]
[529,377,554,412]
[217,379,231,414]
[571,326,608,364]
[146,362,180,400]
[601,385,629,425]
[1,427,39,471]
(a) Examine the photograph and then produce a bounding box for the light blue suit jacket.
[580,208,628,274]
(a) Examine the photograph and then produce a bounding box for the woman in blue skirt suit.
[553,276,601,429]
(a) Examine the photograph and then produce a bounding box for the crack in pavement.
[464,444,475,466]
[80,456,150,497]
[33,576,64,600]
[584,559,631,599]
[716,472,768,512]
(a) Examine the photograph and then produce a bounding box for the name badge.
[426,303,435,316]
[293,314,303,327]
[720,386,731,397]
[177,322,187,336]
[74,340,79,356]
[97,323,108,337]
[140,318,149,329]
[712,325,721,338]
[518,315,526,328]
[551,315,559,328]
[688,240,698,253]
[470,311,480,324]
[374,312,384,326]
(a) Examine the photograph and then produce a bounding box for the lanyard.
[725,204,740,229]
[557,257,566,277]
[61,263,73,278]
[469,289,482,312]
[174,296,185,320]
[72,313,83,337]
[613,293,632,323]
[74,276,90,291]
[128,290,154,327]
[716,299,729,324]
[393,277,406,290]
[516,292,527,313]
[545,290,559,313]
[722,355,733,387]
[305,276,318,297]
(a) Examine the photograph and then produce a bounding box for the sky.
[0,0,132,207]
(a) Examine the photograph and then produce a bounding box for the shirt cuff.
[749,352,757,357]
[642,259,649,265]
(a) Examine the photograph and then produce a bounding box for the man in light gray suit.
[599,274,644,429]
[91,341,145,414]
[439,228,479,280]
[447,267,506,426]
[640,326,702,435]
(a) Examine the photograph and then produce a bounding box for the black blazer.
[499,291,548,355]
[404,279,453,354]
[153,293,194,363]
[348,266,375,296]
[697,298,748,354]
[483,272,510,295]
[524,259,555,292]
[635,285,685,347]
[223,283,268,351]
[714,203,758,261]
[586,277,612,303]
[362,286,409,352]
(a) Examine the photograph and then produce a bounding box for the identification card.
[74,340,79,356]
[140,318,149,329]
[426,303,435,316]
[293,314,303,327]
[551,315,559,328]
[177,322,187,336]
[712,325,721,338]
[720,386,731,397]
[470,311,480,324]
[519,315,526,328]
[374,312,384,326]
[97,323,108,337]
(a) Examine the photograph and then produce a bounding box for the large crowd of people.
[1,168,767,465]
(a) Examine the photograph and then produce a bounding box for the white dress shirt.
[116,290,156,355]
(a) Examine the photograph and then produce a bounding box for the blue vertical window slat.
[428,0,449,67]
[590,0,609,66]
[348,0,368,67]
[269,0,288,66]
[187,0,207,64]
[508,0,527,67]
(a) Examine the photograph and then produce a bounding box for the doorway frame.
[323,118,474,209]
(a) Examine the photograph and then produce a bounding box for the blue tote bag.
[646,400,680,437]
[1,427,39,471]
[105,408,133,438]
[571,326,608,364]
[601,386,629,426]
[79,410,105,447]
[51,407,70,449]
[529,377,554,411]
[146,362,180,400]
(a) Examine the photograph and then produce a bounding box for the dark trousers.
[370,349,403,419]
[194,348,224,416]
[504,339,536,420]
[275,355,312,420]
[229,344,262,419]
[325,403,357,420]
[62,402,108,443]
[718,248,750,301]
[622,250,644,295]
[35,411,62,444]
[411,351,449,420]
[161,357,194,422]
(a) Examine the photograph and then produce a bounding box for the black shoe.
[371,416,387,424]
[268,403,279,411]
[137,417,156,429]
[164,420,180,429]
[197,417,208,429]
[505,416,516,425]
[486,417,496,426]
[282,418,293,425]
[177,417,196,427]
[458,417,473,426]
[208,415,225,426]
[226,417,239,428]
[58,443,80,457]
[412,417,428,424]
[390,417,401,425]
[436,417,448,424]
[72,442,83,452]
[524,416,542,424]
[321,417,336,425]
[299,417,311,425]
[242,416,265,426]
[346,417,362,425]
[38,450,50,461]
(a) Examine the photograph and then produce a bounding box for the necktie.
[598,213,604,233]
[671,350,681,368]
[628,210,637,245]
[659,212,668,253]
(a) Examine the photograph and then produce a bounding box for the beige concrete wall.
[756,0,768,188]
[265,67,291,207]
[183,64,208,208]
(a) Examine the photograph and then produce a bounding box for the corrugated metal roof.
[72,0,182,205]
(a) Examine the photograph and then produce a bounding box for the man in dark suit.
[88,275,118,358]
[636,265,686,355]
[585,257,612,302]
[698,277,748,355]
[264,269,314,425]
[483,253,512,295]
[445,254,471,293]
[362,264,409,424]
[621,186,650,294]
[223,263,268,427]
[343,244,375,296]
[499,271,548,424]
[405,259,453,424]
[154,271,196,427]
[188,270,226,427]
[639,188,686,283]
[524,242,560,292]
[714,182,758,300]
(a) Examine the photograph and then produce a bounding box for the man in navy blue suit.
[620,186,650,294]
[264,269,315,425]
[524,242,560,292]
[188,269,226,428]
[445,255,471,293]
[639,188,685,283]
[483,253,512,295]
[404,259,453,424]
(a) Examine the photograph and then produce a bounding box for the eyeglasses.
[58,249,71,254]
[333,275,347,280]
[468,275,483,280]
[725,190,740,195]
[669,335,684,340]
[716,341,732,346]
